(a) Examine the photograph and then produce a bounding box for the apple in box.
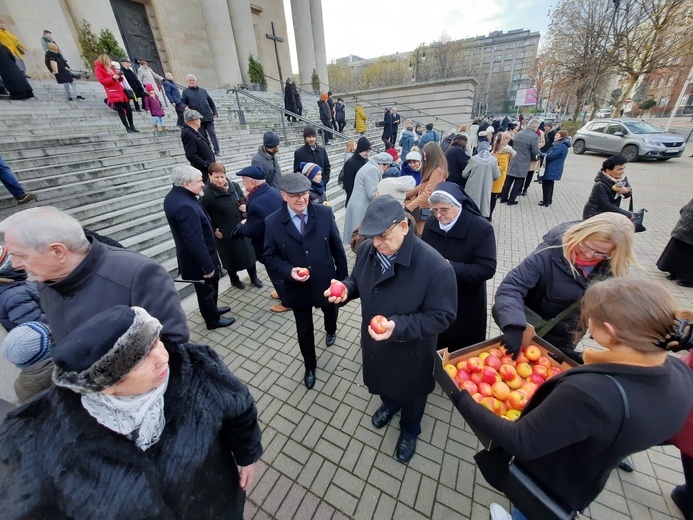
[369,315,388,334]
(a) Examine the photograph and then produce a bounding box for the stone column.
[64,0,126,50]
[226,0,258,86]
[309,0,328,92]
[198,0,243,87]
[5,0,83,79]
[289,0,316,90]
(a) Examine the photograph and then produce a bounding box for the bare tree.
[430,32,461,80]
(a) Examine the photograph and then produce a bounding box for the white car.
[595,109,612,118]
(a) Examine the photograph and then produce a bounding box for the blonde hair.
[492,132,512,155]
[458,124,468,132]
[421,142,448,184]
[561,213,636,278]
[345,140,356,153]
[96,54,112,68]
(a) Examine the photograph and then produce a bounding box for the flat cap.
[237,165,266,180]
[184,109,203,122]
[372,152,393,164]
[359,195,406,237]
[279,172,311,194]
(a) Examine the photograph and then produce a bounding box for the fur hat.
[52,306,162,394]
[2,321,53,368]
[303,126,317,139]
[263,131,280,148]
[300,162,322,181]
[359,195,406,237]
[278,172,311,194]
[355,137,371,154]
[236,165,266,180]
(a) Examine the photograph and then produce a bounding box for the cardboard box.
[434,325,579,448]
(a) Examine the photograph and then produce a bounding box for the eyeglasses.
[372,223,399,241]
[430,206,454,216]
[579,242,612,260]
[287,192,309,200]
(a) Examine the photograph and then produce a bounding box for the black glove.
[230,222,243,240]
[501,326,525,359]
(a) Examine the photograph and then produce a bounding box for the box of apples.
[434,325,578,447]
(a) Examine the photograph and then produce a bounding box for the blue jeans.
[0,155,26,199]
[512,508,528,520]
[152,116,165,127]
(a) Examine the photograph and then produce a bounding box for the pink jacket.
[143,94,165,117]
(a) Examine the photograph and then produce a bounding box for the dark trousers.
[132,96,141,111]
[0,155,26,199]
[320,120,332,143]
[174,103,185,127]
[522,170,536,193]
[380,395,428,437]
[489,193,500,221]
[500,175,524,203]
[542,180,555,205]
[200,120,220,154]
[337,121,346,133]
[113,101,134,130]
[196,274,220,325]
[292,304,338,370]
[230,264,258,283]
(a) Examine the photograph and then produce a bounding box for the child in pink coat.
[143,84,167,134]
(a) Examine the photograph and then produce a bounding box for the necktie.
[298,213,306,236]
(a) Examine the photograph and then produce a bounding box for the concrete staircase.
[0,79,386,294]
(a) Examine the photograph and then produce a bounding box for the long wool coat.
[462,153,500,218]
[507,128,540,179]
[343,159,383,243]
[94,60,129,104]
[0,343,263,520]
[342,229,457,401]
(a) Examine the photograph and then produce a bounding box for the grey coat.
[342,159,382,244]
[462,153,500,217]
[251,146,282,188]
[507,128,540,179]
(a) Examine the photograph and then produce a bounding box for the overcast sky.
[282,0,555,72]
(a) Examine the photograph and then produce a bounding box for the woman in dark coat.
[284,78,298,122]
[0,305,263,519]
[0,43,33,100]
[199,163,262,290]
[381,108,394,148]
[421,183,496,351]
[539,130,571,207]
[335,98,346,133]
[44,42,83,101]
[658,197,693,287]
[582,154,635,220]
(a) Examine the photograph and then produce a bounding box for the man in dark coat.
[251,131,282,187]
[0,206,189,346]
[444,134,471,189]
[391,108,401,144]
[342,137,370,206]
[500,119,540,205]
[328,195,456,462]
[164,165,235,330]
[317,94,332,145]
[0,43,32,100]
[264,173,348,390]
[181,74,220,155]
[293,126,331,186]
[181,109,215,182]
[284,78,298,122]
[421,182,496,350]
[381,108,394,148]
[163,71,185,127]
[120,60,144,111]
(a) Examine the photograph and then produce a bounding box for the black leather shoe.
[520,191,527,196]
[304,369,316,389]
[671,485,693,520]
[206,316,236,330]
[130,127,140,133]
[217,306,231,315]
[618,457,634,472]
[326,334,336,347]
[538,201,545,206]
[250,277,263,288]
[371,405,395,429]
[395,434,417,463]
[507,201,519,206]
[231,279,246,289]
[678,280,693,288]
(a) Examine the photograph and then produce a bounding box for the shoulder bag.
[628,198,647,233]
[474,374,629,520]
[492,298,582,339]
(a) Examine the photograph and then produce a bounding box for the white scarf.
[81,373,169,451]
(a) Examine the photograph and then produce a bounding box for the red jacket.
[93,61,129,104]
[670,352,693,457]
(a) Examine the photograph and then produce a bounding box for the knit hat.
[278,172,311,194]
[2,321,53,368]
[52,306,162,394]
[263,131,280,148]
[373,152,394,164]
[355,137,371,154]
[300,162,322,181]
[359,195,406,237]
[386,148,399,162]
[184,109,203,122]
[236,165,266,180]
[303,126,317,138]
[145,84,155,92]
[320,93,328,101]
[406,151,422,162]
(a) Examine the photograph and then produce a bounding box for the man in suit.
[120,60,145,112]
[164,165,235,330]
[264,173,348,389]
[180,110,215,182]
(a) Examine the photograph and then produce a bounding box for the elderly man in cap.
[342,136,371,206]
[231,166,288,313]
[264,173,348,389]
[182,74,220,155]
[0,207,189,346]
[293,126,331,189]
[164,165,235,330]
[251,131,282,188]
[327,195,456,462]
[181,109,215,182]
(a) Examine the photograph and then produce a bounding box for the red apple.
[500,355,516,367]
[479,352,491,362]
[492,381,510,401]
[532,365,548,378]
[472,393,483,403]
[455,369,471,383]
[467,357,483,373]
[498,400,508,416]
[499,364,518,382]
[462,381,478,394]
[369,315,388,334]
[329,281,346,298]
[456,359,468,371]
[548,366,564,378]
[470,372,484,385]
[536,356,552,370]
[506,375,524,389]
[478,382,493,397]
[484,354,502,371]
[516,362,532,379]
[297,267,310,278]
[527,373,545,386]
[520,381,539,397]
[488,348,503,358]
[525,345,541,361]
[508,390,528,411]
[515,352,529,364]
[481,366,499,385]
[480,396,502,415]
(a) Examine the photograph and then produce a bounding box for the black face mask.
[415,130,423,135]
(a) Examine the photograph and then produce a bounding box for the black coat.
[44,51,72,84]
[181,124,215,179]
[0,279,45,331]
[444,143,471,188]
[541,127,557,153]
[335,103,346,123]
[381,110,394,141]
[164,185,219,280]
[238,182,283,262]
[181,86,217,122]
[342,229,457,401]
[284,83,298,114]
[421,193,496,350]
[121,66,144,97]
[293,144,331,184]
[391,112,401,140]
[672,198,693,246]
[342,153,368,205]
[0,343,263,520]
[582,171,633,220]
[0,44,32,97]
[317,99,331,124]
[199,182,256,272]
[264,202,348,309]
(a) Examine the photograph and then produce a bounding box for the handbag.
[628,198,647,233]
[492,298,582,338]
[474,374,629,520]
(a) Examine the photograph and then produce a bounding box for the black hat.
[52,306,162,394]
[303,126,317,138]
[425,123,434,131]
[278,172,311,194]
[359,195,406,237]
[263,131,280,148]
[355,137,371,154]
[237,165,266,180]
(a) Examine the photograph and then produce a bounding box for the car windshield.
[624,121,666,134]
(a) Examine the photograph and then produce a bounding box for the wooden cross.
[266,22,284,85]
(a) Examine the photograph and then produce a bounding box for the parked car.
[572,118,687,161]
[595,108,612,118]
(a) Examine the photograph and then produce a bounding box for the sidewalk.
[181,151,693,519]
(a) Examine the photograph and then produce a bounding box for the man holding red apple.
[326,195,456,463]
[264,173,348,390]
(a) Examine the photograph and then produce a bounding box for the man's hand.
[323,279,348,304]
[238,463,256,491]
[368,318,395,341]
[291,267,310,282]
[214,228,223,239]
[203,270,215,279]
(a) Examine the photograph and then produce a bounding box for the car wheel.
[621,144,639,162]
[572,140,586,155]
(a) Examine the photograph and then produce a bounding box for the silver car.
[572,118,687,161]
